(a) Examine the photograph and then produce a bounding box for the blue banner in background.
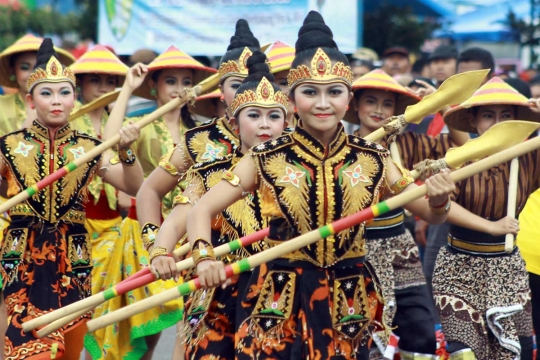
[98,0,358,56]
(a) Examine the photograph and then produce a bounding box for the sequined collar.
[30,119,72,140]
[292,122,347,160]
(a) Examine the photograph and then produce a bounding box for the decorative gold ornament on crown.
[27,56,76,91]
[218,47,253,80]
[287,48,353,89]
[230,77,289,116]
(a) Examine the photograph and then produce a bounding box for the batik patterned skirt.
[432,246,533,359]
[235,260,386,360]
[1,216,92,360]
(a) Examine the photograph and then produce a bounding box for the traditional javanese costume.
[344,69,454,359]
[0,35,75,268]
[235,12,400,359]
[433,77,539,359]
[0,42,98,359]
[182,52,287,358]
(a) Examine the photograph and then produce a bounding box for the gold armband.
[118,147,136,165]
[191,238,216,266]
[141,222,160,250]
[390,171,414,195]
[160,161,179,176]
[222,170,248,196]
[173,194,195,207]
[149,246,169,263]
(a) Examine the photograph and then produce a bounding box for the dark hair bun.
[295,11,337,53]
[227,19,260,51]
[35,38,59,70]
[243,50,274,83]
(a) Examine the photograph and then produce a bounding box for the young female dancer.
[0,38,143,360]
[150,50,288,358]
[433,77,540,359]
[186,11,457,359]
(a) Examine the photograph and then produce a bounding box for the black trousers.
[530,272,540,360]
[393,285,437,354]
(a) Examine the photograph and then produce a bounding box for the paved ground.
[80,326,176,359]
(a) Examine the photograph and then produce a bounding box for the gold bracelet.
[141,222,160,250]
[119,147,136,165]
[429,198,451,216]
[149,246,169,263]
[191,238,216,266]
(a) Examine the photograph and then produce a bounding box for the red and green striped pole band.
[121,228,270,287]
[103,273,156,300]
[27,163,78,197]
[226,228,269,253]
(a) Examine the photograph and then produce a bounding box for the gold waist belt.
[366,213,404,229]
[447,235,516,255]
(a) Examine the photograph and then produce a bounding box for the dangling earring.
[76,86,81,94]
[150,88,157,97]
[9,74,15,82]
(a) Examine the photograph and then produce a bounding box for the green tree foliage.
[503,2,540,66]
[363,4,442,56]
[0,1,96,51]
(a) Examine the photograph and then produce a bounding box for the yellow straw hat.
[0,34,75,88]
[134,45,217,99]
[444,77,540,133]
[70,45,128,81]
[189,89,222,119]
[343,69,420,123]
[266,41,295,74]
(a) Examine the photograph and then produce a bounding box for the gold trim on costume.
[27,56,76,92]
[9,204,86,225]
[287,48,353,89]
[230,77,289,116]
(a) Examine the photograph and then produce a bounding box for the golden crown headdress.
[27,56,76,92]
[218,47,253,81]
[287,48,353,89]
[230,77,289,116]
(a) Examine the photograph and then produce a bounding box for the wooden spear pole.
[26,228,269,334]
[505,158,520,253]
[84,133,540,332]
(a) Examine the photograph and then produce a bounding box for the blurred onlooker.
[504,77,532,99]
[350,47,378,80]
[351,59,375,80]
[408,77,436,93]
[529,74,540,99]
[428,45,457,87]
[456,47,494,81]
[382,46,411,77]
[412,57,431,79]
